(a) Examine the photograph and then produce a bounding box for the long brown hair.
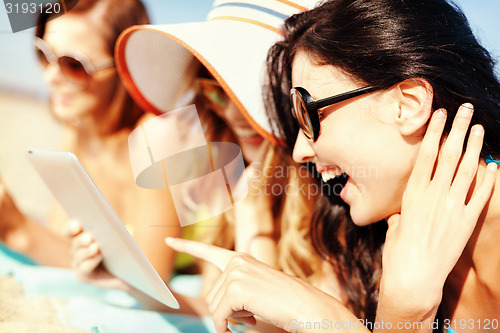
[35,0,150,129]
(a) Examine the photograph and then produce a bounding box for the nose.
[292,130,316,163]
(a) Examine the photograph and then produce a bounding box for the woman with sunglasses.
[165,0,500,332]
[0,0,183,283]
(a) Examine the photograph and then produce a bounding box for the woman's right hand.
[64,220,130,290]
[166,237,368,333]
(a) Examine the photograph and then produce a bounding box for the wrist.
[2,214,29,252]
[4,226,29,253]
[289,279,364,333]
[378,277,442,321]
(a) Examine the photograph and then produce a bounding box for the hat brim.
[116,20,284,144]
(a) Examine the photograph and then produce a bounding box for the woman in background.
[0,0,181,283]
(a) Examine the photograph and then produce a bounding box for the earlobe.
[394,78,433,137]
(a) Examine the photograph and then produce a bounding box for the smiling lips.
[233,126,264,146]
[51,93,72,106]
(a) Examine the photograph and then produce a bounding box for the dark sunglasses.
[34,37,114,88]
[290,86,380,141]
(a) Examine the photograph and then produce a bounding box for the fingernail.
[81,233,92,245]
[89,243,98,254]
[487,162,499,171]
[472,125,484,136]
[435,108,447,119]
[67,219,78,232]
[461,103,474,113]
[165,237,176,245]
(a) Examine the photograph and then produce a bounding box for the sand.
[0,275,89,332]
[0,91,85,331]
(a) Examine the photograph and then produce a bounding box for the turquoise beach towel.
[0,243,216,333]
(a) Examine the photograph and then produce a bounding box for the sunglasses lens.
[59,56,89,83]
[35,47,50,67]
[291,89,313,139]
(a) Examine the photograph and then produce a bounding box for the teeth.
[321,168,344,182]
[234,127,258,138]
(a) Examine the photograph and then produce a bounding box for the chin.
[349,206,383,226]
[51,104,87,124]
[240,145,263,164]
[350,215,375,227]
[52,109,72,122]
[50,105,66,119]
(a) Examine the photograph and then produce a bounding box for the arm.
[126,186,181,282]
[233,172,278,267]
[0,181,71,267]
[233,142,278,267]
[375,105,497,332]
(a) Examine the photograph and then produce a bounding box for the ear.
[392,78,433,137]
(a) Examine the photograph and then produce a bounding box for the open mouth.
[316,165,350,203]
[317,165,347,182]
[323,171,349,189]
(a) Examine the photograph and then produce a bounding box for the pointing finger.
[165,237,235,271]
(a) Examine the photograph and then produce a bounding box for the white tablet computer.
[26,148,179,309]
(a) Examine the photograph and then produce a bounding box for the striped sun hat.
[115,0,322,144]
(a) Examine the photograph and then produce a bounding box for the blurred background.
[0,0,499,223]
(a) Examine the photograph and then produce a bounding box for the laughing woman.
[167,0,500,332]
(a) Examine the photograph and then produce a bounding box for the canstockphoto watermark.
[289,319,425,332]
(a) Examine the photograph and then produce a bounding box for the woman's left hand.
[378,104,498,319]
[166,237,366,333]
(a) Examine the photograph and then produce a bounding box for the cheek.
[312,116,352,158]
[221,104,245,126]
[74,74,119,111]
[54,75,118,119]
[347,174,405,226]
[351,140,416,224]
[319,113,416,224]
[87,73,118,103]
